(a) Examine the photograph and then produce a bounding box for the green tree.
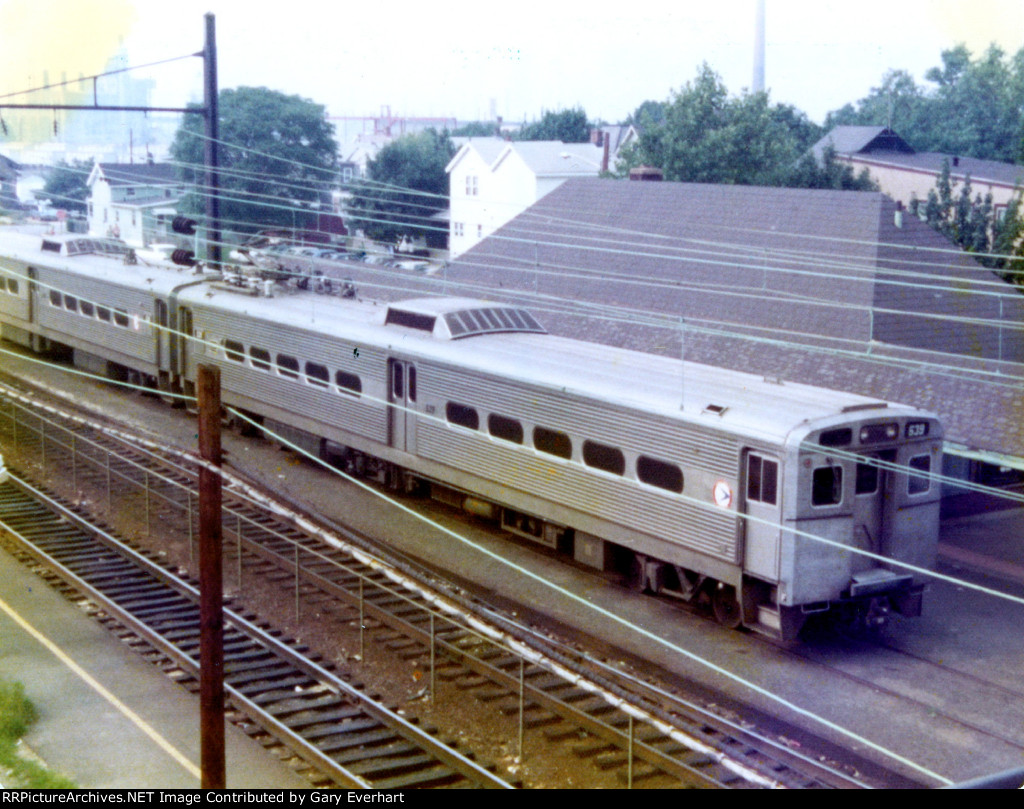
[618,64,817,186]
[826,44,1024,164]
[38,159,94,213]
[452,121,499,137]
[515,107,590,142]
[345,129,454,246]
[788,145,877,191]
[911,159,1024,289]
[170,87,338,236]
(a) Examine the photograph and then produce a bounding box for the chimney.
[629,166,663,181]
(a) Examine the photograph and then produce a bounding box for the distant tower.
[753,0,766,93]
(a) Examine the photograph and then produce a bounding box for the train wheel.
[712,583,742,629]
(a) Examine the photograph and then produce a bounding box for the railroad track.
[0,381,887,788]
[0,476,511,789]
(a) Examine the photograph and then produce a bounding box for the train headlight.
[859,423,899,443]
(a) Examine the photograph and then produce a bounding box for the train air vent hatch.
[841,402,888,413]
[702,404,728,416]
[444,307,546,339]
[384,308,437,332]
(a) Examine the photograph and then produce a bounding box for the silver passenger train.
[0,231,944,640]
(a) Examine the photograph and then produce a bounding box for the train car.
[0,230,944,640]
[0,231,216,392]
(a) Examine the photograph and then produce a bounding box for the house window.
[453,222,464,237]
[477,224,483,238]
[465,175,478,196]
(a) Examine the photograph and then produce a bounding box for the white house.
[87,162,184,247]
[446,138,605,258]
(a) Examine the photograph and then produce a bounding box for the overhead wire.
[0,255,1021,513]
[24,144,1024,388]
[0,375,957,786]
[56,151,1024,300]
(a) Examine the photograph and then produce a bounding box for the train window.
[488,414,523,444]
[79,300,94,318]
[63,294,78,312]
[855,462,879,495]
[96,306,111,323]
[747,455,778,504]
[276,354,299,379]
[534,426,571,459]
[811,466,843,506]
[224,340,245,363]
[6,278,18,294]
[113,309,130,328]
[446,402,479,430]
[305,362,329,387]
[49,289,61,306]
[908,455,931,495]
[335,371,362,397]
[819,428,852,447]
[583,440,625,475]
[249,347,271,371]
[637,455,684,493]
[408,366,417,402]
[392,363,403,398]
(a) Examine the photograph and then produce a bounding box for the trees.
[515,107,590,143]
[910,159,1024,288]
[826,44,1024,164]
[616,64,823,186]
[170,87,338,236]
[344,129,455,246]
[788,145,877,191]
[38,159,94,213]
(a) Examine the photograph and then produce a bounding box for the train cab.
[766,408,943,629]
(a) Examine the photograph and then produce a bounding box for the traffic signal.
[171,249,196,267]
[172,216,197,235]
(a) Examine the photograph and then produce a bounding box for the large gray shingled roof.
[437,178,1024,460]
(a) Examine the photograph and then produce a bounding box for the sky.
[3,0,1024,137]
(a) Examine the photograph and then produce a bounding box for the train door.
[387,358,417,453]
[852,449,896,570]
[154,299,168,371]
[743,451,781,580]
[178,307,194,383]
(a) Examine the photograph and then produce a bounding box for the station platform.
[938,505,1024,589]
[0,545,311,790]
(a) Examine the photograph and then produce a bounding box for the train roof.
[0,227,931,446]
[179,279,925,446]
[0,229,216,295]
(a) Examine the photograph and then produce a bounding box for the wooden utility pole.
[197,363,225,789]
